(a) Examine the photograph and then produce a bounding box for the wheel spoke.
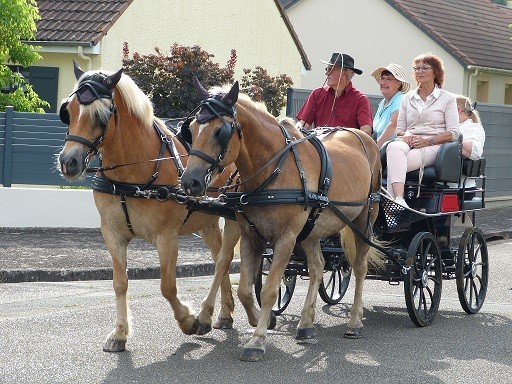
[456,227,488,314]
[404,232,442,327]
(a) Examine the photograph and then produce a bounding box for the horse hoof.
[240,348,265,362]
[196,322,212,335]
[295,327,317,340]
[103,339,126,352]
[344,328,363,339]
[183,317,200,335]
[213,317,233,330]
[267,313,277,330]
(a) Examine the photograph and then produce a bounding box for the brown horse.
[180,80,383,361]
[58,62,240,352]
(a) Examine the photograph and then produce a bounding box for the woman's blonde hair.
[456,94,481,124]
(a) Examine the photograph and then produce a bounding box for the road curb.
[0,261,241,284]
[1,229,509,284]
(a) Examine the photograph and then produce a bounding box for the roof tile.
[36,0,133,45]
[385,0,512,70]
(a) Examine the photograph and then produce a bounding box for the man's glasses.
[325,66,341,73]
[413,65,432,72]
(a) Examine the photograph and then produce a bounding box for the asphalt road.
[1,240,511,384]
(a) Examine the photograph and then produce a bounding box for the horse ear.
[193,77,210,100]
[221,81,239,106]
[104,68,123,89]
[73,60,85,80]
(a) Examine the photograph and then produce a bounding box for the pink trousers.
[386,140,440,197]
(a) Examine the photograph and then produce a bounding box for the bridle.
[59,73,117,156]
[186,95,241,185]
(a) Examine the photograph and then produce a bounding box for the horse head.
[58,61,123,179]
[181,79,241,196]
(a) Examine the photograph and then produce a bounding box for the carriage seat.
[380,136,463,184]
[381,136,486,211]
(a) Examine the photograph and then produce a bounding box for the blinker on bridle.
[188,96,241,183]
[60,74,117,155]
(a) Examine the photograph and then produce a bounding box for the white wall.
[0,188,99,228]
[37,0,304,115]
[287,0,464,96]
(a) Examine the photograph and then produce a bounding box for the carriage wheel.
[255,255,296,315]
[456,227,488,314]
[404,232,443,327]
[318,254,351,305]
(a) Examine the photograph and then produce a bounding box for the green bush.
[122,43,292,118]
[240,67,293,117]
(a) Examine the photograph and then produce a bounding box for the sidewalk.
[1,204,511,283]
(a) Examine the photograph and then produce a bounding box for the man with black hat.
[296,52,373,135]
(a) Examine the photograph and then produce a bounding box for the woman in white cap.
[371,63,411,148]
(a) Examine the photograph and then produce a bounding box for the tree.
[240,67,293,117]
[122,43,236,118]
[0,0,49,112]
[122,43,293,118]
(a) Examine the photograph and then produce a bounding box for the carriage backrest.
[380,136,464,184]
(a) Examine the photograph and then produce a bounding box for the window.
[505,84,512,105]
[7,65,59,113]
[476,80,489,103]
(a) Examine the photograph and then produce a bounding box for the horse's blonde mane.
[209,85,270,114]
[76,69,154,127]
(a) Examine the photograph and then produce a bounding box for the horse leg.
[344,198,380,338]
[237,237,265,330]
[196,219,239,334]
[240,236,294,362]
[296,239,324,340]
[343,224,370,338]
[156,233,199,335]
[101,226,131,352]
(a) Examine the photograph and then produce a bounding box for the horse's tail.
[340,226,387,270]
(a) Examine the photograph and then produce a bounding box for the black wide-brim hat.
[320,53,363,75]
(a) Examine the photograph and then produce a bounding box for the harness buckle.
[160,134,171,144]
[156,187,170,202]
[134,187,152,199]
[240,193,249,205]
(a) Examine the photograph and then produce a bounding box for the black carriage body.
[258,141,489,324]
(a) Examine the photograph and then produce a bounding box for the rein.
[216,128,328,193]
[215,126,376,243]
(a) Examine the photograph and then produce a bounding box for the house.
[281,0,512,104]
[21,0,310,113]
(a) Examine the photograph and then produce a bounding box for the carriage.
[180,79,489,360]
[58,64,488,362]
[255,136,488,328]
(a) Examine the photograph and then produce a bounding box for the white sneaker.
[394,196,409,209]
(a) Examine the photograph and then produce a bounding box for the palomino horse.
[180,80,383,361]
[58,62,240,352]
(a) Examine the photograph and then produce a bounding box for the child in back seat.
[447,95,485,197]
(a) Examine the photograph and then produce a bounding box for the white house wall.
[100,0,302,94]
[287,0,464,97]
[37,0,303,114]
